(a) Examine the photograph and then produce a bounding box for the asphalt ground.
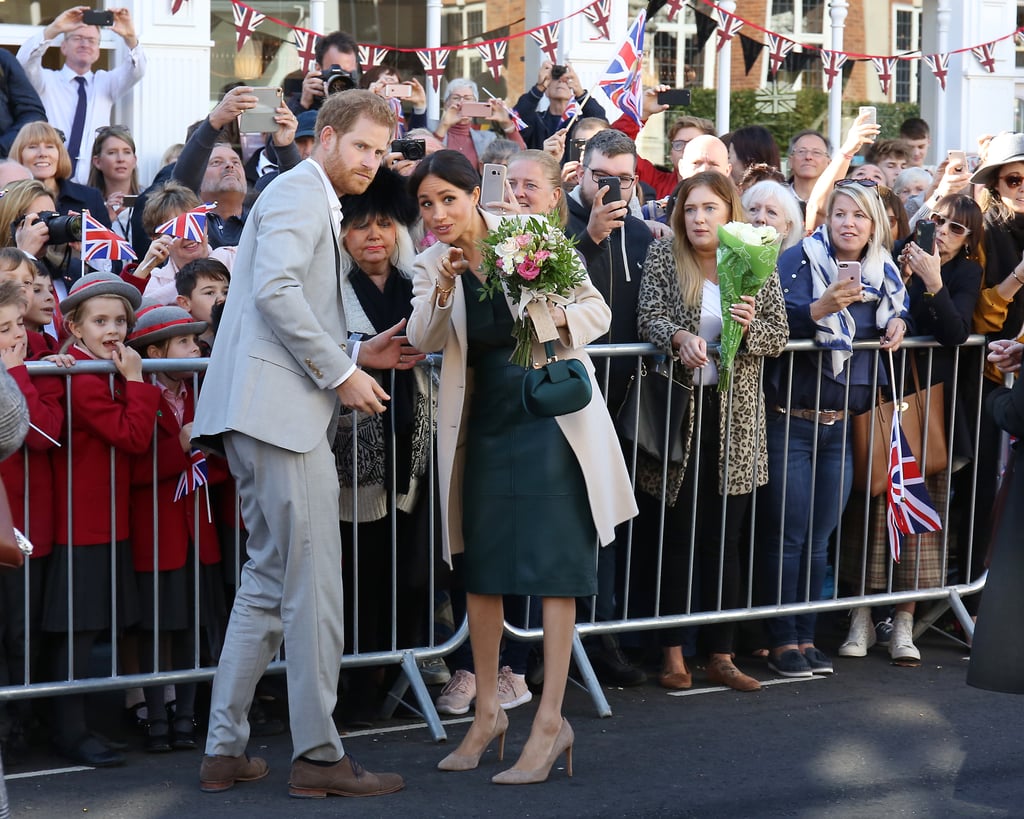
[5,614,1023,818]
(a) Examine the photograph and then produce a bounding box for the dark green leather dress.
[461,275,597,597]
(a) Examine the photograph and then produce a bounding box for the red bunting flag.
[583,0,612,41]
[417,49,450,92]
[293,28,319,75]
[820,49,848,91]
[476,41,507,81]
[358,44,391,73]
[971,42,996,73]
[923,53,949,90]
[870,56,897,96]
[231,0,265,52]
[766,33,795,78]
[714,7,744,53]
[171,0,185,14]
[529,22,561,64]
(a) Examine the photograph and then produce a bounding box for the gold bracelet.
[435,278,455,306]
[1012,269,1024,285]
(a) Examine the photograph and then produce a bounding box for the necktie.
[67,76,88,173]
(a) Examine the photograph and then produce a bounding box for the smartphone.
[567,137,586,164]
[837,260,861,283]
[459,100,493,118]
[914,219,936,255]
[384,83,412,99]
[121,195,138,208]
[239,86,283,134]
[598,176,621,205]
[858,106,877,125]
[657,89,692,107]
[480,163,507,206]
[82,9,114,26]
[947,150,967,173]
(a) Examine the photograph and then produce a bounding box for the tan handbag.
[852,357,948,497]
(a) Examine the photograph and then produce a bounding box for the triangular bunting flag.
[583,0,612,41]
[664,0,686,22]
[923,53,949,90]
[714,7,744,53]
[740,34,763,76]
[476,41,507,82]
[694,10,717,52]
[971,42,996,73]
[171,0,186,14]
[293,29,320,75]
[358,45,391,73]
[871,56,897,96]
[766,33,795,79]
[231,0,265,52]
[820,49,848,91]
[417,49,450,92]
[529,22,561,64]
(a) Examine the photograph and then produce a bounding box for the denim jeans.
[761,413,852,648]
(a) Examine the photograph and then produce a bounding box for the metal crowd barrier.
[2,336,998,742]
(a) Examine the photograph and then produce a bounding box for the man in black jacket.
[0,50,45,159]
[514,61,607,158]
[565,128,654,686]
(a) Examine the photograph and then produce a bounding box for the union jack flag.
[583,0,611,40]
[923,53,950,91]
[886,410,942,563]
[416,48,450,92]
[767,33,796,79]
[871,56,897,96]
[156,203,217,242]
[231,0,265,52]
[174,449,210,502]
[971,42,996,74]
[820,49,848,91]
[597,10,646,127]
[560,95,581,124]
[293,28,320,75]
[529,22,561,65]
[507,106,528,132]
[82,212,137,262]
[358,45,391,73]
[714,7,744,53]
[477,41,507,82]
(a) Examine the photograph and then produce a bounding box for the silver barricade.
[0,337,998,736]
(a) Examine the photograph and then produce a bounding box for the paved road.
[5,620,1022,818]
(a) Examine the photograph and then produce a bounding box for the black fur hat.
[340,166,418,228]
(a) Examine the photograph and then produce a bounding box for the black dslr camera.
[391,138,426,161]
[550,65,567,80]
[320,64,356,95]
[11,211,82,245]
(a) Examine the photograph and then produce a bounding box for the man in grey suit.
[193,89,409,799]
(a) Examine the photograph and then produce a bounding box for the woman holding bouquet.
[761,179,908,678]
[406,150,635,783]
[636,171,789,692]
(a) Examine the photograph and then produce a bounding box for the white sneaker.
[497,666,532,711]
[838,607,877,657]
[436,669,476,715]
[890,611,921,666]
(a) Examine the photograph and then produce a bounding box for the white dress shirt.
[17,32,146,184]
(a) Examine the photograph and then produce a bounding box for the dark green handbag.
[521,341,593,417]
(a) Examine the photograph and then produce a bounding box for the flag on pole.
[560,95,581,124]
[596,10,647,127]
[82,212,137,262]
[156,203,217,242]
[174,449,210,502]
[886,410,942,563]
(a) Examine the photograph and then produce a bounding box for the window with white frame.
[764,0,826,90]
[893,6,920,103]
[646,2,712,90]
[443,3,485,83]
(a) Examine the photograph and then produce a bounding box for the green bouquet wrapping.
[716,221,781,391]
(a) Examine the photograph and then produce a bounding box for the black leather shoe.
[59,735,126,767]
[587,634,647,687]
[172,717,198,751]
[145,720,172,753]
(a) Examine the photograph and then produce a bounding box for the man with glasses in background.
[565,128,653,688]
[17,5,145,185]
[788,130,832,213]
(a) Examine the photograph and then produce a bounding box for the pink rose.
[419,231,438,249]
[515,234,532,247]
[518,259,540,280]
[496,257,504,268]
[534,249,551,263]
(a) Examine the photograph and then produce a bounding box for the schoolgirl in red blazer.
[45,271,161,768]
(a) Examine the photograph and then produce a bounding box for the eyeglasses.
[448,94,476,103]
[66,35,100,46]
[929,212,971,236]
[95,125,132,137]
[791,148,829,159]
[587,167,636,187]
[999,173,1024,189]
[836,178,878,189]
[670,139,689,152]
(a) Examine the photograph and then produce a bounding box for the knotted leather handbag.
[522,339,593,417]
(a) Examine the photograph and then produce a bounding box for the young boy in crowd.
[175,258,230,355]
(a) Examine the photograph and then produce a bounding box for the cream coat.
[407,210,638,566]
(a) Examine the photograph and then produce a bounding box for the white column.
[309,0,325,37]
[715,0,736,133]
[426,0,442,121]
[932,0,951,158]
[828,0,849,151]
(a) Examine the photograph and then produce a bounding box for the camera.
[391,138,426,161]
[11,211,82,245]
[550,65,567,80]
[320,64,356,95]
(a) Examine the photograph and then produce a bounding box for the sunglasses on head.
[835,178,878,189]
[929,212,971,236]
[1000,173,1024,189]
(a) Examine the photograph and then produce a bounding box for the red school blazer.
[129,383,225,572]
[52,346,162,546]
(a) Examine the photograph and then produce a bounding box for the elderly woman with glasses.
[88,125,139,240]
[432,79,526,171]
[759,178,909,679]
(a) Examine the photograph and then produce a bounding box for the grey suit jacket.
[193,159,353,454]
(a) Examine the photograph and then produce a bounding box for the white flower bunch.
[721,221,779,247]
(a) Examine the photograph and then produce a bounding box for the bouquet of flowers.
[716,221,781,391]
[479,212,587,368]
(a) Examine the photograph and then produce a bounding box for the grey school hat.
[60,271,142,314]
[970,132,1024,187]
[127,304,206,349]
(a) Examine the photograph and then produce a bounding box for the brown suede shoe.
[199,753,270,792]
[289,755,404,798]
[706,657,762,692]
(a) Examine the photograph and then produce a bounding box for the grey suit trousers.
[205,431,346,762]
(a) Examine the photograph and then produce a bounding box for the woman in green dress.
[407,151,635,784]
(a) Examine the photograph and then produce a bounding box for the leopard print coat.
[635,238,789,504]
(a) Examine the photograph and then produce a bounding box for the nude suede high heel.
[491,718,573,785]
[437,708,508,771]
